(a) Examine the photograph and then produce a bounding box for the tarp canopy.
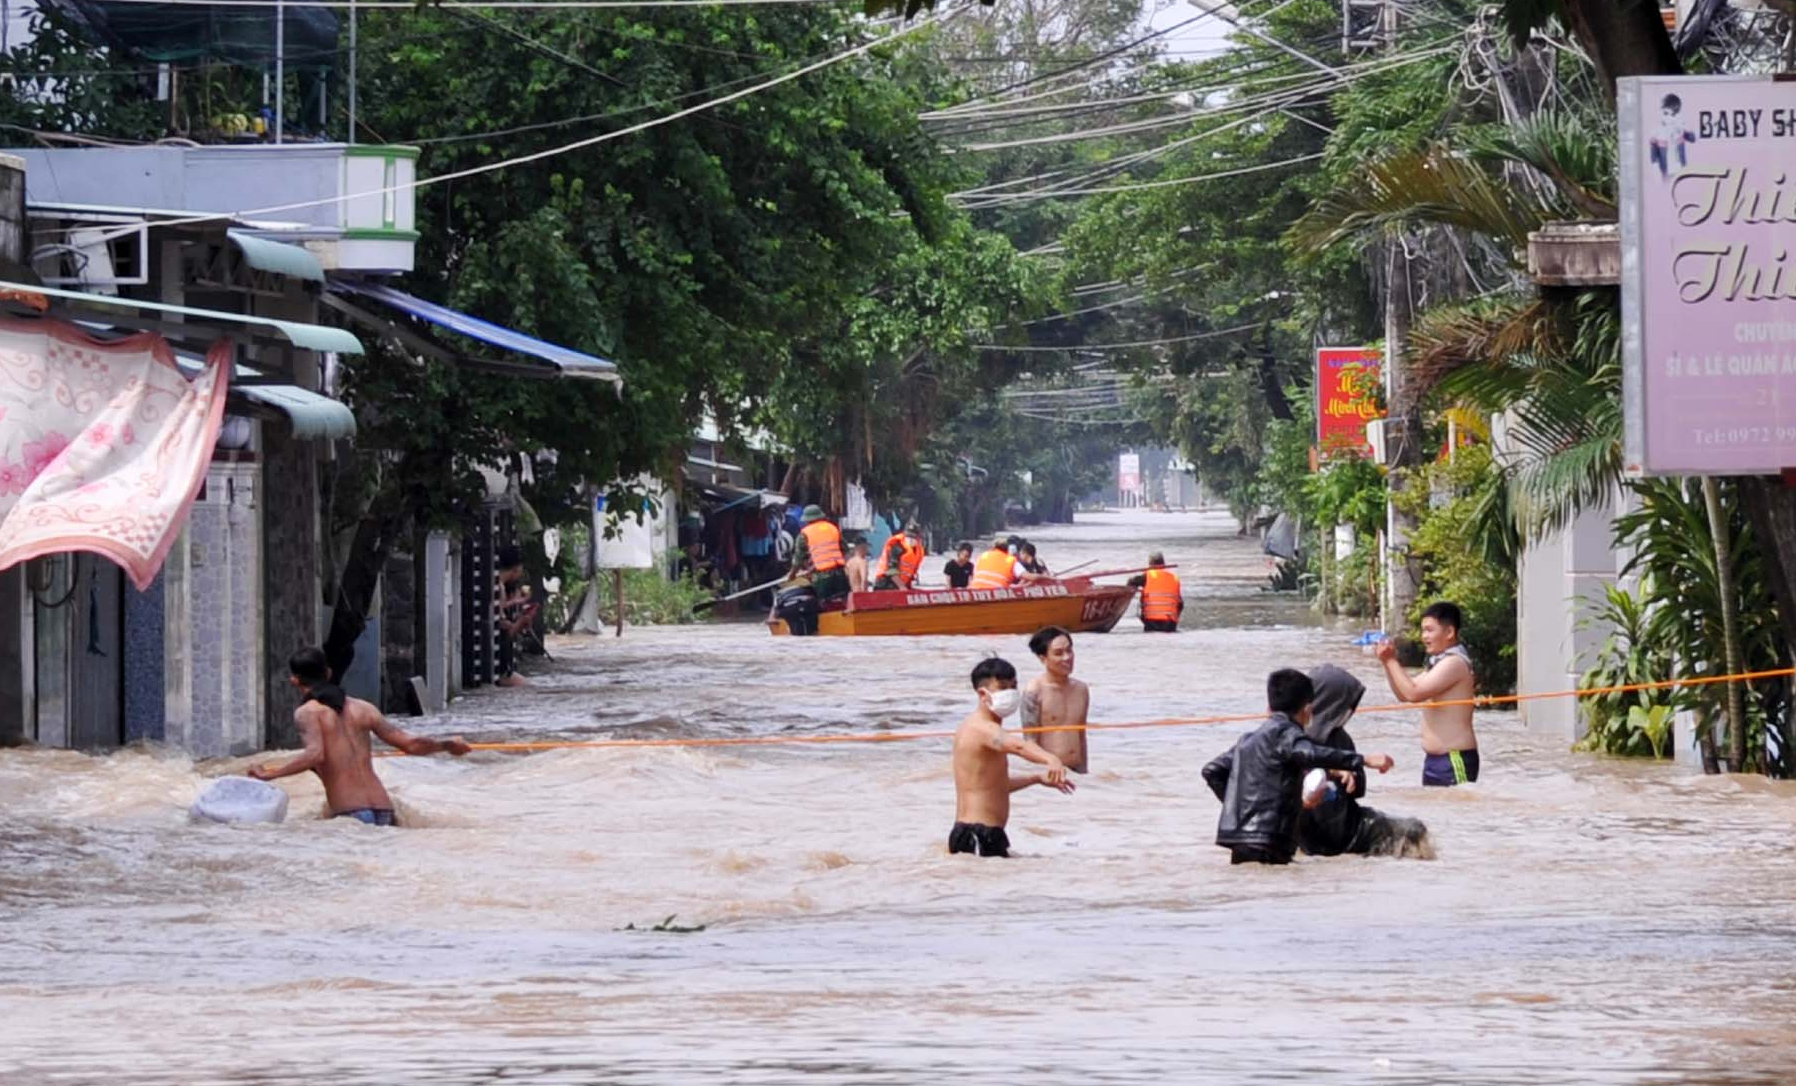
[327,278,620,383]
[50,1,340,68]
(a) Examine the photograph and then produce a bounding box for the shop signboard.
[1117,452,1141,495]
[1315,346,1383,459]
[1620,75,1796,475]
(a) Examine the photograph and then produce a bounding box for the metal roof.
[0,279,363,354]
[228,229,325,282]
[234,383,356,439]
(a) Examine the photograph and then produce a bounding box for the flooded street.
[4,510,1796,1085]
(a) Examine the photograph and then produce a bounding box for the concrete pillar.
[0,152,22,270]
[256,285,323,749]
[422,531,450,711]
[171,462,265,756]
[123,570,166,744]
[0,566,28,741]
[261,418,320,748]
[380,548,417,713]
[1517,500,1623,742]
[0,157,27,740]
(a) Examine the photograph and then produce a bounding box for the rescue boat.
[768,574,1139,637]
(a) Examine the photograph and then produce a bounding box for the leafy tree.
[319,6,1043,669]
[0,5,162,139]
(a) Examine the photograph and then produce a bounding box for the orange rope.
[401,666,1795,755]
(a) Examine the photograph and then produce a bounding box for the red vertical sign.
[1315,347,1383,459]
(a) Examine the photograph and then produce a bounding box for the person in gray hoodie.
[1300,665,1434,859]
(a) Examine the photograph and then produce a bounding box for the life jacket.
[876,535,926,587]
[971,547,1019,590]
[1141,567,1181,622]
[800,520,844,572]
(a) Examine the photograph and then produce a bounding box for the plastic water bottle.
[1302,768,1338,809]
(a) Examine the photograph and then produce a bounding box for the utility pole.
[348,0,358,143]
[274,0,285,143]
[1376,0,1421,638]
[1383,235,1422,633]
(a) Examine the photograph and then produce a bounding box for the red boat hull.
[769,578,1137,637]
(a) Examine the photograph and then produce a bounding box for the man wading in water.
[1376,601,1480,786]
[250,647,472,826]
[1021,626,1090,775]
[949,656,1073,857]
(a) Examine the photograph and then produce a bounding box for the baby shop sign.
[1620,75,1796,475]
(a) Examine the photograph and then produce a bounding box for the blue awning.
[327,278,619,383]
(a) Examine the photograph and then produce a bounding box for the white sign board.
[593,480,665,570]
[1117,452,1141,494]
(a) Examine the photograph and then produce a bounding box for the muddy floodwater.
[4,510,1796,1085]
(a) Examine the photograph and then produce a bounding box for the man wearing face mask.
[1202,669,1395,866]
[949,656,1074,858]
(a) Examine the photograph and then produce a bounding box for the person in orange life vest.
[970,533,1048,590]
[1127,551,1183,632]
[791,505,850,602]
[873,520,928,590]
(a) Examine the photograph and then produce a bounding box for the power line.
[950,76,1327,160]
[952,37,1454,207]
[963,150,1324,206]
[63,7,955,242]
[975,321,1261,351]
[46,0,869,7]
[925,0,1299,120]
[449,7,628,88]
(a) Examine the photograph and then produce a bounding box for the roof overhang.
[228,229,324,282]
[0,278,363,355]
[174,353,356,440]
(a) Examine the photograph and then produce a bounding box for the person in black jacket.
[1202,669,1395,865]
[1299,665,1434,859]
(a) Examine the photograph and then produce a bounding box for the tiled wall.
[167,461,264,757]
[122,570,165,743]
[380,548,417,713]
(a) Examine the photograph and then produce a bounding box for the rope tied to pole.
[374,667,1796,756]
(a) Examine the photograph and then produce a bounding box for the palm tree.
[1290,108,1765,770]
[1287,108,1621,539]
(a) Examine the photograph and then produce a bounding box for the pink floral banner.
[0,318,231,591]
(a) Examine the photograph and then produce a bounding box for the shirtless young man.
[845,539,871,594]
[249,647,471,825]
[1022,625,1089,774]
[1376,601,1480,786]
[949,656,1074,857]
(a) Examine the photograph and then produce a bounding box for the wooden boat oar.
[1059,563,1177,582]
[692,576,789,613]
[1051,559,1099,577]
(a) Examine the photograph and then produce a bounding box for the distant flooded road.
[4,510,1795,1085]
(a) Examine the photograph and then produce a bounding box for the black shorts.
[1141,618,1179,633]
[1229,845,1291,865]
[948,822,1010,857]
